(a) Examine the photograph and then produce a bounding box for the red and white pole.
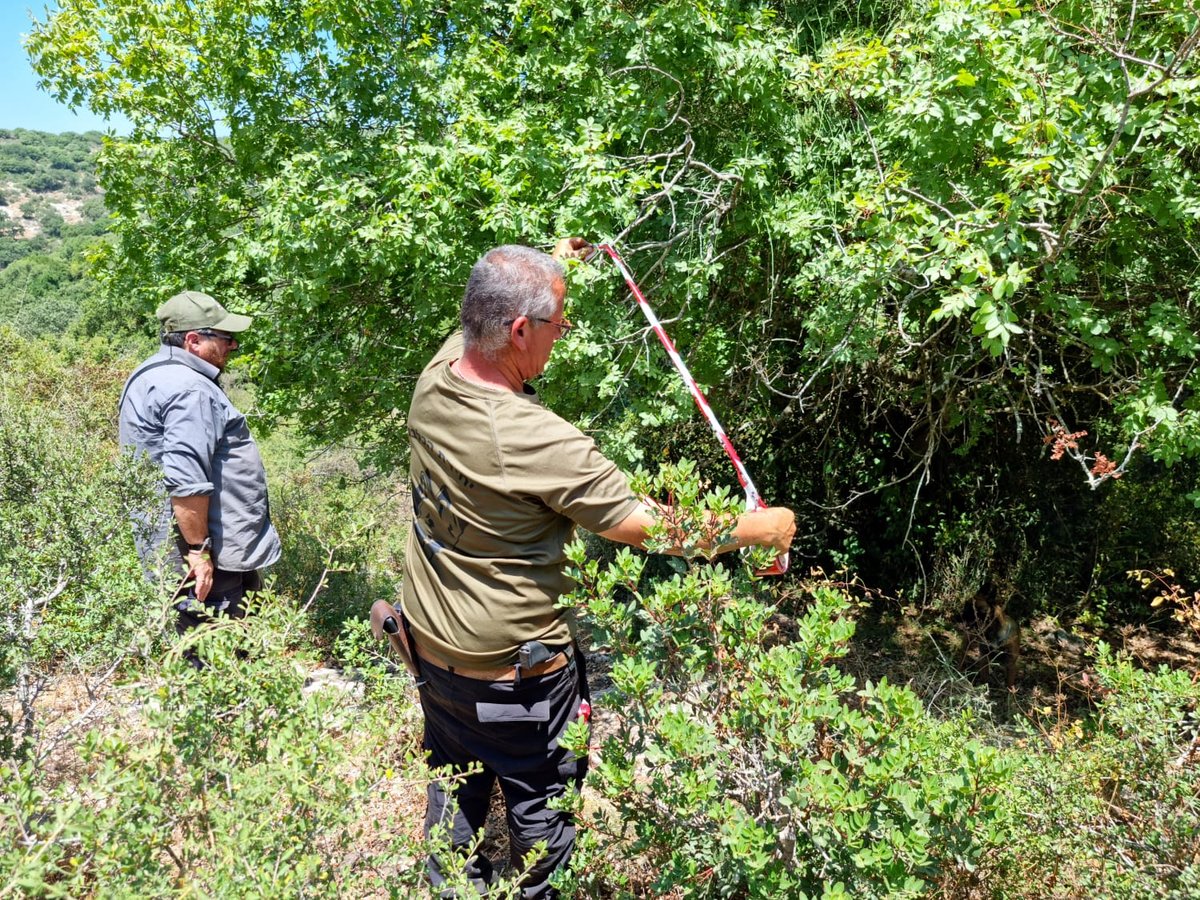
[591,243,788,575]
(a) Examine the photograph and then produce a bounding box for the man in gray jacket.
[119,291,281,650]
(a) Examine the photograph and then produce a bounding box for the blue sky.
[1,1,130,134]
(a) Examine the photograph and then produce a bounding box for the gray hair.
[162,331,188,348]
[461,245,564,358]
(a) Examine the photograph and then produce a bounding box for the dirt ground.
[0,185,90,238]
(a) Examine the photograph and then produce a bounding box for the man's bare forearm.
[600,502,795,556]
[171,495,215,601]
[171,495,210,544]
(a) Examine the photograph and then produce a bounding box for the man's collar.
[156,344,220,381]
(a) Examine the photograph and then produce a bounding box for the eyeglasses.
[536,317,574,337]
[503,317,575,336]
[197,329,238,345]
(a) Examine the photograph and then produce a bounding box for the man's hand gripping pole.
[588,243,788,576]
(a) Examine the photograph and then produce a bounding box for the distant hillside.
[0,129,108,242]
[0,129,112,336]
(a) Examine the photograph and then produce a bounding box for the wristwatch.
[186,537,212,553]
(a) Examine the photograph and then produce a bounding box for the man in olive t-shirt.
[402,240,795,898]
[404,329,638,669]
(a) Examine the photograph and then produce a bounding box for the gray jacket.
[118,346,282,572]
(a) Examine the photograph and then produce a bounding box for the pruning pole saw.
[589,243,788,576]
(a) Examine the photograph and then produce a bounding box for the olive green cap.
[156,291,253,333]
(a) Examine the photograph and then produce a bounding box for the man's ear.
[509,316,530,348]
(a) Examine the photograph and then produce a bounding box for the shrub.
[0,235,48,268]
[559,462,1012,898]
[35,208,63,238]
[79,196,107,223]
[0,603,434,896]
[0,334,160,755]
[997,647,1200,898]
[27,173,65,194]
[263,454,407,651]
[0,330,536,897]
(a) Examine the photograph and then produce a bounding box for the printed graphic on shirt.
[412,467,468,559]
[410,426,471,563]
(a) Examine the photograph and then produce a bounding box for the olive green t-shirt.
[401,333,638,668]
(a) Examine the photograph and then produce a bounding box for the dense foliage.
[1000,649,1200,898]
[2,349,1195,895]
[24,0,1200,613]
[0,130,101,198]
[0,333,472,896]
[0,330,155,756]
[562,466,1013,897]
[2,2,1197,893]
[557,465,1199,897]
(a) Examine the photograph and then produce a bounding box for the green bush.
[0,331,160,754]
[263,451,407,650]
[0,235,47,267]
[560,463,1012,898]
[27,173,64,194]
[79,196,107,223]
[34,208,63,238]
[0,324,1195,896]
[0,129,101,194]
[0,603,430,897]
[0,232,114,337]
[0,333,547,898]
[1087,460,1200,621]
[997,648,1200,898]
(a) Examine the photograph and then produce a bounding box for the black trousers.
[174,568,262,667]
[419,650,589,899]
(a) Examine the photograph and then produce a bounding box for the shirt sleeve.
[511,412,639,533]
[158,388,221,497]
